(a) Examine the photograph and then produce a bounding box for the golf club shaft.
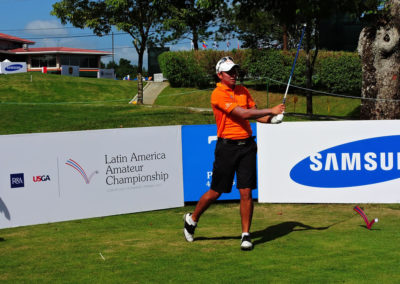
[282,24,306,105]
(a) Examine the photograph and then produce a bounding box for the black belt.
[218,136,255,146]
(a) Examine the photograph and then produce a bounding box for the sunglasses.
[219,56,233,63]
[224,68,238,76]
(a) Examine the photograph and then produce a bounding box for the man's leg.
[183,189,221,242]
[192,189,221,222]
[239,188,253,232]
[239,188,253,250]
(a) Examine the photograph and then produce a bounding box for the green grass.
[0,73,361,135]
[0,103,215,134]
[0,73,215,134]
[0,203,399,283]
[155,86,213,108]
[0,72,136,103]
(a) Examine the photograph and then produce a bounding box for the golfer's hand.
[271,104,285,115]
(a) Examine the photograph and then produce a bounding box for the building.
[319,14,363,51]
[147,46,169,78]
[0,33,112,75]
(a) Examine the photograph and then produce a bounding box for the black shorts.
[210,137,257,193]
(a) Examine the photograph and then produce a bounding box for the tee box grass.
[0,204,399,283]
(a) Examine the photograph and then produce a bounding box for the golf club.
[271,24,306,124]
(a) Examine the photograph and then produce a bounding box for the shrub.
[242,49,308,90]
[316,52,362,96]
[158,51,209,88]
[159,50,250,88]
[159,49,362,96]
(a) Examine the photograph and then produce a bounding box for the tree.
[228,3,281,49]
[231,0,360,116]
[105,60,118,71]
[51,0,169,104]
[357,0,400,119]
[162,0,226,50]
[231,0,298,50]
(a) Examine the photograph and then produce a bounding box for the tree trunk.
[357,0,400,119]
[282,24,288,51]
[137,73,143,104]
[136,48,145,105]
[192,28,199,50]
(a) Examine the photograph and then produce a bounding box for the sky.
[0,0,239,68]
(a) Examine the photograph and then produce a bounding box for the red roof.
[9,46,111,55]
[0,33,35,44]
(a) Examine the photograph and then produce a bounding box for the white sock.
[242,232,250,238]
[187,214,197,226]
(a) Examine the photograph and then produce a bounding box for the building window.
[80,55,98,68]
[70,55,80,66]
[80,56,89,68]
[60,55,98,68]
[60,55,69,66]
[88,56,98,68]
[30,55,56,67]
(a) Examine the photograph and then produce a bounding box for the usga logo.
[290,135,400,188]
[33,175,51,182]
[10,173,25,188]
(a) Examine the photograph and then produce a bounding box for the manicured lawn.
[0,203,398,283]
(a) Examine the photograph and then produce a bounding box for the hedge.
[158,49,362,96]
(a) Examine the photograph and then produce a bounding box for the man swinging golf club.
[183,56,285,250]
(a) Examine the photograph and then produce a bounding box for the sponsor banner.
[61,65,79,77]
[182,124,258,202]
[0,126,183,229]
[0,62,27,74]
[257,120,400,203]
[97,69,115,79]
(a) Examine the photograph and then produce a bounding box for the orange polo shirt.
[211,82,256,140]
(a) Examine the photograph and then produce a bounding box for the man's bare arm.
[230,104,285,121]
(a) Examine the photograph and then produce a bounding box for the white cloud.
[25,20,68,36]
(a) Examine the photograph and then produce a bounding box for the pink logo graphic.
[65,158,98,184]
[353,206,378,230]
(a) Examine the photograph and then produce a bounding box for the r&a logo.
[10,173,25,188]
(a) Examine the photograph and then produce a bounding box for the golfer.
[184,56,285,250]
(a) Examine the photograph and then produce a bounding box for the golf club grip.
[282,25,306,104]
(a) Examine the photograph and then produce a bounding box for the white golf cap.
[216,56,239,74]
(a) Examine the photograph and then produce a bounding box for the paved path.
[143,81,169,104]
[130,81,169,104]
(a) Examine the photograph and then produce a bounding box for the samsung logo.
[290,135,400,188]
[5,64,23,72]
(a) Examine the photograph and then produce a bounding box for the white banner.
[0,126,183,228]
[0,62,27,74]
[154,73,164,82]
[257,120,400,203]
[61,65,79,77]
[97,69,115,79]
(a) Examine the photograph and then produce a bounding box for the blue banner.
[182,123,258,202]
